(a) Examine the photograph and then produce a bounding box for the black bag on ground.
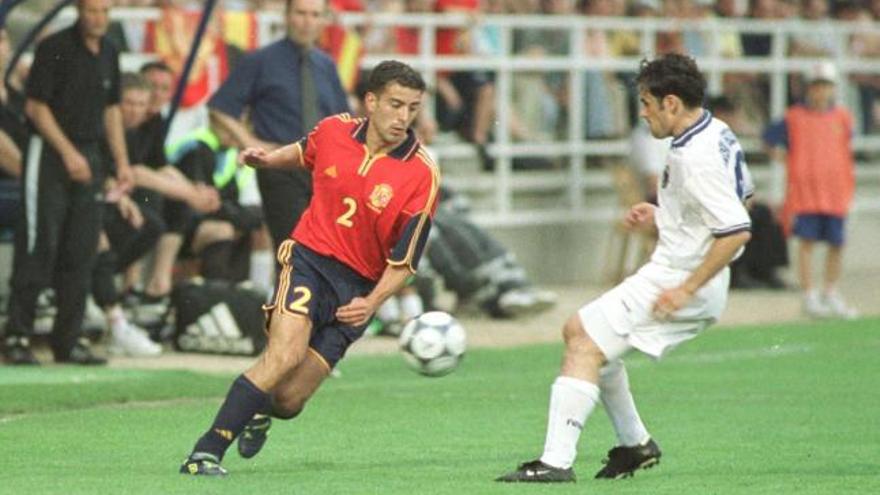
[170,278,267,356]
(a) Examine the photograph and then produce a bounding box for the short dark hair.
[121,72,151,93]
[635,54,706,108]
[366,60,426,96]
[139,60,173,76]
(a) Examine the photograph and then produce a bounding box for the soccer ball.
[398,311,466,377]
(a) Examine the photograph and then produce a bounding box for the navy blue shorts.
[792,214,846,246]
[263,240,375,369]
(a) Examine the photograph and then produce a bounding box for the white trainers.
[110,322,162,357]
[497,287,558,318]
[824,291,859,320]
[803,290,831,319]
[83,297,108,336]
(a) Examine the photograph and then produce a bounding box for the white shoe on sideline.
[803,290,831,319]
[110,322,162,357]
[84,297,107,335]
[824,291,858,320]
[497,287,557,318]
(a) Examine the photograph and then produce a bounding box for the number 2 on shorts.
[288,286,312,314]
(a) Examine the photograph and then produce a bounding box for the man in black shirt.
[2,0,134,365]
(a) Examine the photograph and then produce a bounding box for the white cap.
[807,61,838,84]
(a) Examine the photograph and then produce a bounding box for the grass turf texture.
[1,318,878,494]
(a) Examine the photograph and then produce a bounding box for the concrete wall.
[488,185,880,286]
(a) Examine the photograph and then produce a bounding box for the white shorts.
[578,262,729,361]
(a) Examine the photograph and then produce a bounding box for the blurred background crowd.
[0,0,876,364]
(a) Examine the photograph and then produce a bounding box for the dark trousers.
[733,202,789,280]
[4,138,105,358]
[92,203,165,308]
[257,167,312,257]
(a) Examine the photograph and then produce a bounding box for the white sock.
[376,298,401,323]
[599,360,650,447]
[249,250,274,296]
[399,292,423,320]
[540,376,600,469]
[107,306,128,336]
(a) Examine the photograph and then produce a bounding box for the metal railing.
[47,8,880,226]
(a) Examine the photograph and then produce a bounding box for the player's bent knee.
[561,314,586,345]
[564,321,608,366]
[272,403,304,420]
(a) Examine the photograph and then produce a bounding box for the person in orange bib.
[763,61,858,319]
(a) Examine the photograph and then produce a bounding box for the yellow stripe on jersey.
[359,152,387,176]
[355,146,372,176]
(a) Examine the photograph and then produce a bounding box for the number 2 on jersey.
[336,197,357,227]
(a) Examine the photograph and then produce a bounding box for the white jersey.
[650,111,753,271]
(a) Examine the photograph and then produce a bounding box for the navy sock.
[192,374,271,460]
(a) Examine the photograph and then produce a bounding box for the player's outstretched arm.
[239,142,303,170]
[336,265,413,327]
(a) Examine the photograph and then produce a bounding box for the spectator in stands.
[3,0,134,365]
[836,0,880,134]
[140,61,175,120]
[361,0,406,55]
[787,0,837,103]
[119,65,219,320]
[580,0,629,139]
[166,125,263,283]
[433,0,498,169]
[736,0,782,132]
[715,0,765,137]
[112,72,221,327]
[763,62,858,318]
[94,194,164,357]
[467,0,560,170]
[509,0,569,146]
[790,0,836,57]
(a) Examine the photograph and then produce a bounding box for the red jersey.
[292,114,440,281]
[784,105,855,219]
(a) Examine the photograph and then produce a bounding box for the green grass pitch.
[1,317,878,494]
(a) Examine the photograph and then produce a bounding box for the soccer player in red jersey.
[181,60,438,476]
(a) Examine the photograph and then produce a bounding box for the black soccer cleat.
[54,338,107,365]
[237,414,272,459]
[2,336,39,365]
[180,452,228,476]
[594,438,662,479]
[495,459,576,483]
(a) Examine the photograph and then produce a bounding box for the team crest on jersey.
[662,165,670,188]
[369,184,394,210]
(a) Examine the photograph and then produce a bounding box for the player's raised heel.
[238,414,272,459]
[180,452,228,476]
[495,459,576,483]
[594,438,662,479]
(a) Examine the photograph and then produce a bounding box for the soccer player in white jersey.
[496,54,754,483]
